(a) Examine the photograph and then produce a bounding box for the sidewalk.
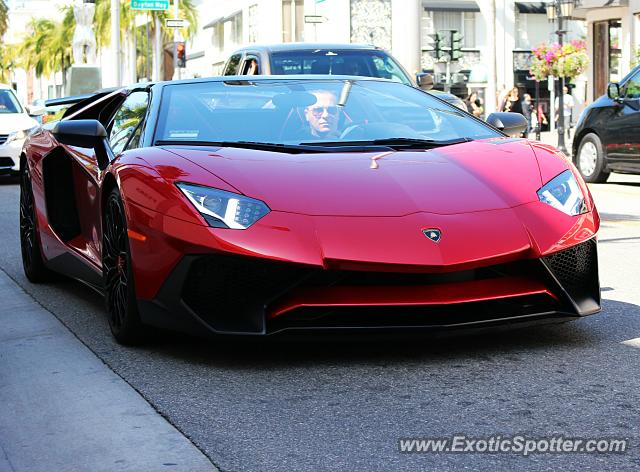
[0,269,217,472]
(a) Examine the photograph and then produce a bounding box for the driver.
[303,90,340,140]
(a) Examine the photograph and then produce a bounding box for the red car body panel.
[165,139,544,216]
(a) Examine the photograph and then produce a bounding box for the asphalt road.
[1,173,639,471]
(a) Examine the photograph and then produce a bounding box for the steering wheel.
[339,124,365,140]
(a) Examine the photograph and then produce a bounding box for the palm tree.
[0,0,14,84]
[16,0,199,87]
[19,18,57,78]
[0,44,17,83]
[0,0,8,39]
[93,0,198,82]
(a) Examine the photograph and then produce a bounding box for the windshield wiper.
[300,137,472,150]
[156,140,394,154]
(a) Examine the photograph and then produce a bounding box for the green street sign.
[131,0,169,10]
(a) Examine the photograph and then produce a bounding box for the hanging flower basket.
[530,39,588,80]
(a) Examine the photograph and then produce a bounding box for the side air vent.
[542,238,600,313]
[42,148,81,242]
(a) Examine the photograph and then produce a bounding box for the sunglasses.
[308,106,339,116]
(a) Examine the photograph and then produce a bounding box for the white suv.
[0,84,40,175]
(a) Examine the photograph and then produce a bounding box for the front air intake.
[542,238,599,313]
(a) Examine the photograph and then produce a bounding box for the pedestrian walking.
[554,86,575,140]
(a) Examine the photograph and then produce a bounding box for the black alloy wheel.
[103,187,144,345]
[20,160,54,282]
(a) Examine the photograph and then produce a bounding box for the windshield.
[270,49,412,86]
[156,79,500,147]
[0,89,23,114]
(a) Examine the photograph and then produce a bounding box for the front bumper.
[0,137,24,174]
[137,238,600,336]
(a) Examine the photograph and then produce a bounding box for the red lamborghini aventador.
[20,77,600,344]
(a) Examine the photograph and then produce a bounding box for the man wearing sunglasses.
[303,90,341,140]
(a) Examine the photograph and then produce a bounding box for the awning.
[203,11,241,29]
[515,2,547,14]
[423,1,480,12]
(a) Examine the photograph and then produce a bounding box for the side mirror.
[486,112,528,137]
[416,73,434,90]
[52,119,111,169]
[607,82,621,100]
[52,119,107,148]
[25,104,45,116]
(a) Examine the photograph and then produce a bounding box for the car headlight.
[176,182,270,229]
[537,170,587,216]
[6,126,37,144]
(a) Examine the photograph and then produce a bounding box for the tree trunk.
[61,54,66,94]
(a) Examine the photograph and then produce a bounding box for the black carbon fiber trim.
[542,239,600,314]
[181,254,312,333]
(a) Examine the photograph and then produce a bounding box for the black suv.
[573,65,640,182]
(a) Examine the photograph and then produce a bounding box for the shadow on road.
[128,299,639,370]
[13,265,640,369]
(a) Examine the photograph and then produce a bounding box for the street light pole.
[535,79,541,141]
[547,0,574,154]
[556,12,566,153]
[111,0,120,86]
[173,0,179,80]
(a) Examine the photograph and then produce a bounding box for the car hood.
[165,139,545,217]
[0,113,38,134]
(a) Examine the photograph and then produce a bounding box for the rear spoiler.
[44,94,94,107]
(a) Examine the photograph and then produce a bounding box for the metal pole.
[535,79,541,141]
[173,0,179,80]
[111,0,121,86]
[146,12,151,81]
[556,5,567,153]
[445,60,451,93]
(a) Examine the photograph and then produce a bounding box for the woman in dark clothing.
[504,87,522,115]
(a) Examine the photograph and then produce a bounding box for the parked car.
[221,43,468,111]
[573,65,640,182]
[21,76,598,345]
[0,84,42,175]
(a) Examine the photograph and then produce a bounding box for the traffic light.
[427,33,444,61]
[176,41,186,68]
[450,31,463,61]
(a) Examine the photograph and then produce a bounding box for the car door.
[605,69,640,170]
[88,91,150,261]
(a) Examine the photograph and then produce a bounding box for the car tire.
[20,161,57,283]
[103,187,145,345]
[575,133,610,183]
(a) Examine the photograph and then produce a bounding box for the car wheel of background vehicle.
[103,187,145,345]
[575,133,610,183]
[20,161,57,282]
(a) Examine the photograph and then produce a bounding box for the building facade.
[574,0,640,102]
[185,0,586,114]
[3,0,68,104]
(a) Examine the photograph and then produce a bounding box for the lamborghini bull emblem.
[422,228,441,243]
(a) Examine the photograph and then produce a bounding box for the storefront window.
[593,19,622,97]
[609,20,623,83]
